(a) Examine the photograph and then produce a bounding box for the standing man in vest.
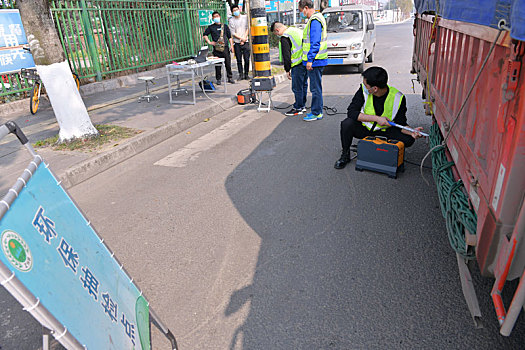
[334,66,424,169]
[271,21,308,116]
[299,0,328,122]
[229,5,250,80]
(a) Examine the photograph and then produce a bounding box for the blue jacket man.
[299,0,328,122]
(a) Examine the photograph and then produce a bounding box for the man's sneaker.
[300,107,307,113]
[228,78,236,84]
[303,113,323,121]
[216,79,222,85]
[285,108,304,116]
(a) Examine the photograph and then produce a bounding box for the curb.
[59,73,287,189]
[0,98,29,119]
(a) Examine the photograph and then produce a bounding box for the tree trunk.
[225,0,240,11]
[18,0,98,142]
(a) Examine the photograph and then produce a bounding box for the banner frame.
[0,121,178,350]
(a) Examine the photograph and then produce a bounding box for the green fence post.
[79,0,102,81]
[183,1,195,54]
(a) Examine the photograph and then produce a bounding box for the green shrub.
[268,25,280,48]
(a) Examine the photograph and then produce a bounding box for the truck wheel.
[367,51,374,63]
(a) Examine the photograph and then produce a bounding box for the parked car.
[322,5,376,71]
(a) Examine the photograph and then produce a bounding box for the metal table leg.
[222,62,226,93]
[167,66,172,104]
[191,68,196,105]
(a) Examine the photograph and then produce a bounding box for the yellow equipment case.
[355,136,405,178]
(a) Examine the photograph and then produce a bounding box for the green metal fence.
[50,0,226,81]
[0,0,225,100]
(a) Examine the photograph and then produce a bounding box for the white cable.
[17,177,27,186]
[23,298,40,312]
[201,85,228,111]
[0,272,15,285]
[199,65,227,111]
[54,327,68,340]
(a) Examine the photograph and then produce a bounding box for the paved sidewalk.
[0,53,286,194]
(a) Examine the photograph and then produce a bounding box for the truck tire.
[367,51,374,63]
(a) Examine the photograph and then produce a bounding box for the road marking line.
[154,112,263,167]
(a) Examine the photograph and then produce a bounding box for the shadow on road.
[223,95,524,348]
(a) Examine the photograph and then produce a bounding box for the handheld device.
[387,121,429,137]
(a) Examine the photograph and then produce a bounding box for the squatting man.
[335,66,425,169]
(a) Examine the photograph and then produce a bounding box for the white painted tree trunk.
[36,61,98,142]
[19,0,98,142]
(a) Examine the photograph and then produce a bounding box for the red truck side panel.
[412,15,525,279]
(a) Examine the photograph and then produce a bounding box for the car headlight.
[350,43,362,50]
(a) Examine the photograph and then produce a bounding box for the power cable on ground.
[272,104,346,116]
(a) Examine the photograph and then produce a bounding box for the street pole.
[249,0,271,77]
[293,0,296,25]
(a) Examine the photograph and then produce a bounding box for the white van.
[322,5,376,72]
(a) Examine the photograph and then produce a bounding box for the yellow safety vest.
[282,27,304,67]
[302,12,328,61]
[361,84,404,131]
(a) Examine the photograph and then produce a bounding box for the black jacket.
[280,36,293,72]
[203,23,232,47]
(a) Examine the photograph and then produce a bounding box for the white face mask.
[213,17,221,24]
[300,9,307,19]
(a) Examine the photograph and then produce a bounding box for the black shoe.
[244,73,250,80]
[334,150,351,169]
[228,78,236,84]
[216,79,222,85]
[238,75,244,81]
[285,108,304,116]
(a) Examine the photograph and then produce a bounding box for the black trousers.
[213,49,233,80]
[340,117,415,151]
[234,42,251,75]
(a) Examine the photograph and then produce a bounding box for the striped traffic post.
[249,0,271,77]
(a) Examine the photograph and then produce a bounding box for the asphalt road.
[1,21,524,349]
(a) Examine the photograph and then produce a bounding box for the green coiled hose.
[429,123,478,260]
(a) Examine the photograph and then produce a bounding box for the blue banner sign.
[0,164,150,349]
[0,9,35,74]
[265,0,294,13]
[0,47,34,73]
